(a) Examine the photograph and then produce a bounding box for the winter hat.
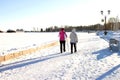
[61,28,64,31]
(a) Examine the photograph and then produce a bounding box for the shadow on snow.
[0,52,70,72]
[92,47,120,60]
[96,64,120,80]
[96,31,120,60]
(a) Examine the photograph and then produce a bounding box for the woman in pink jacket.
[59,28,67,53]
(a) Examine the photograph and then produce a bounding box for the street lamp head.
[101,19,104,22]
[101,10,103,15]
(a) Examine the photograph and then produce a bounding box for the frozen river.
[0,32,59,55]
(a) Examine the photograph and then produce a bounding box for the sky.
[0,0,120,31]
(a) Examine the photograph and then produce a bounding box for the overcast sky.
[0,0,120,31]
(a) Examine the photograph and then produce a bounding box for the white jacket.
[70,29,78,43]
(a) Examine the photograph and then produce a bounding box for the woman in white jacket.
[70,29,78,53]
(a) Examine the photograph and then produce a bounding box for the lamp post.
[100,10,110,35]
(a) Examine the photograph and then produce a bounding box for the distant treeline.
[31,23,120,32]
[26,24,103,32]
[44,24,103,32]
[1,23,120,33]
[41,23,120,32]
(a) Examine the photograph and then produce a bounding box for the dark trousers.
[60,41,66,53]
[71,43,77,53]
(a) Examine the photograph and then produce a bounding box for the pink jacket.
[59,30,67,41]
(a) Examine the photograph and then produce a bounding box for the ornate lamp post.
[100,10,110,35]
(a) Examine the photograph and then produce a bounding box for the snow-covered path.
[0,32,120,80]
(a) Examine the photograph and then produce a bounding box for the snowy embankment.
[0,32,120,80]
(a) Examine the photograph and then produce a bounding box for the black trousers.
[71,43,77,53]
[60,41,66,53]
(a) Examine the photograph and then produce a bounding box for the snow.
[0,32,58,56]
[0,31,120,80]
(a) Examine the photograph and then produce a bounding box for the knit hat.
[61,28,64,30]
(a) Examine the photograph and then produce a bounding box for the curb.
[0,41,58,63]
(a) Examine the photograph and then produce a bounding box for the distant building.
[108,16,120,31]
